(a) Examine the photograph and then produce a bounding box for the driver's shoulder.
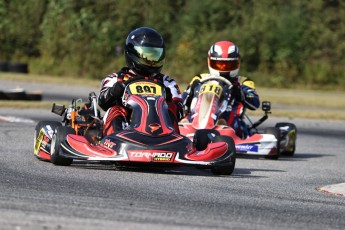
[238,75,256,89]
[238,75,255,83]
[199,73,210,79]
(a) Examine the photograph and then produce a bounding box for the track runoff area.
[1,114,345,198]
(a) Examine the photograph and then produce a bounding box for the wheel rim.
[50,134,56,156]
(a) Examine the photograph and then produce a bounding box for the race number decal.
[199,83,223,98]
[129,82,163,96]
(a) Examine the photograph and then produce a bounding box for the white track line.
[0,115,35,124]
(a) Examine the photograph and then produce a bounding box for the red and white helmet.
[208,41,240,79]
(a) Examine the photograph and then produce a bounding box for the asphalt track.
[0,80,345,229]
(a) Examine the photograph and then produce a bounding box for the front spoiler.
[59,135,235,168]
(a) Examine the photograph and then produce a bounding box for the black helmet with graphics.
[125,27,165,76]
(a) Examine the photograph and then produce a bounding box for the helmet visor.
[133,46,164,67]
[209,57,239,72]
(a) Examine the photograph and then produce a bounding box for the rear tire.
[264,127,281,160]
[211,135,236,175]
[34,121,62,159]
[50,126,75,166]
[275,122,297,156]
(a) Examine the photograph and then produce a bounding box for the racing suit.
[98,67,183,136]
[183,73,260,138]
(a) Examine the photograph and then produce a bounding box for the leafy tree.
[1,0,345,89]
[0,0,47,61]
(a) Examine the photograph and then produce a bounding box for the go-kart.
[34,77,236,175]
[179,76,297,160]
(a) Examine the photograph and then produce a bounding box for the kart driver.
[183,40,260,138]
[98,27,183,136]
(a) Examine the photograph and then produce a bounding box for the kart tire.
[193,129,220,151]
[4,90,27,100]
[264,127,281,160]
[0,61,8,72]
[211,135,236,175]
[26,92,42,101]
[0,91,8,100]
[275,122,297,156]
[7,62,29,73]
[34,121,62,160]
[50,126,75,166]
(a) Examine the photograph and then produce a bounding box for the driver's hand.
[110,82,125,98]
[232,83,245,102]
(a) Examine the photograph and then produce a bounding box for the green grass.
[258,87,345,109]
[0,72,100,87]
[1,73,345,120]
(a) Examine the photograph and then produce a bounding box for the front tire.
[193,129,219,151]
[275,122,297,156]
[50,126,75,166]
[211,135,236,175]
[34,121,62,160]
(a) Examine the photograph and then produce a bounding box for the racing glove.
[232,82,245,102]
[110,82,125,99]
[241,85,260,110]
[183,78,200,112]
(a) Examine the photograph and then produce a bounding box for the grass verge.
[1,73,345,120]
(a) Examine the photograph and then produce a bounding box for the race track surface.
[0,108,345,230]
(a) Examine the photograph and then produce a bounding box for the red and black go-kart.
[34,77,236,175]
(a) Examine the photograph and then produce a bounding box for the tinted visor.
[209,57,239,72]
[133,46,164,67]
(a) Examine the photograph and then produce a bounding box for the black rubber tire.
[0,61,8,72]
[4,90,27,100]
[275,122,297,156]
[211,135,236,175]
[0,91,8,100]
[193,129,219,151]
[26,92,42,101]
[7,62,29,73]
[50,126,75,166]
[264,127,281,160]
[34,121,62,159]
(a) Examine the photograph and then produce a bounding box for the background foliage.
[1,0,344,90]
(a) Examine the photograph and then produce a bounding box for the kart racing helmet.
[208,41,240,79]
[125,27,165,76]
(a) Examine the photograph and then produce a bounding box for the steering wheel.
[199,76,232,88]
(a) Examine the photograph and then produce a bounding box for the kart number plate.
[34,129,45,155]
[129,82,163,96]
[199,83,222,98]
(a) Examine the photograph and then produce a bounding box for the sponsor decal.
[34,129,45,155]
[186,143,193,152]
[148,123,161,133]
[103,139,116,149]
[128,150,175,162]
[236,144,258,152]
[40,136,50,149]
